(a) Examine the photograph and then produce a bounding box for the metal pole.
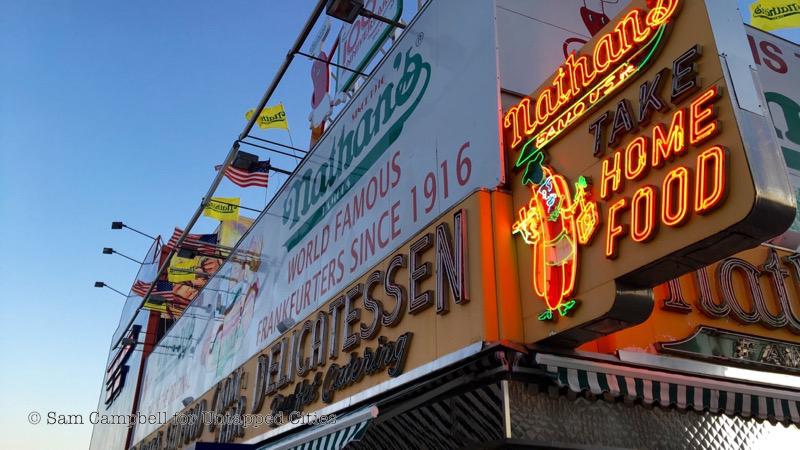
[113,250,144,265]
[122,224,158,241]
[238,139,304,160]
[245,135,308,154]
[295,50,368,76]
[111,0,329,351]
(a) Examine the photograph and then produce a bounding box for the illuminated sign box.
[592,245,800,375]
[504,0,795,347]
[131,192,506,449]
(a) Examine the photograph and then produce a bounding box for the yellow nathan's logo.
[751,0,800,31]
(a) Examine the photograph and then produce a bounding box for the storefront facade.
[91,1,800,449]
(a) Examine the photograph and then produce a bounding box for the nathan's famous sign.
[593,245,800,376]
[503,0,795,346]
[131,193,496,450]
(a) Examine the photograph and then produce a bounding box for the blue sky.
[0,1,315,448]
[0,1,797,449]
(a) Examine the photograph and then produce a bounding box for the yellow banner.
[203,197,240,221]
[220,215,254,247]
[751,0,800,31]
[167,254,199,282]
[142,299,168,314]
[245,103,289,130]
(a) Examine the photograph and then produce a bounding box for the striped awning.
[536,353,800,426]
[262,406,377,450]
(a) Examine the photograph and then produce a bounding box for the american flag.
[130,280,176,301]
[131,280,150,297]
[215,160,270,188]
[165,228,219,254]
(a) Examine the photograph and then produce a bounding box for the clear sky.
[0,1,797,450]
[0,1,316,449]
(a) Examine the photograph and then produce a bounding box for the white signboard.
[496,0,630,95]
[132,0,502,443]
[746,25,800,248]
[335,0,403,93]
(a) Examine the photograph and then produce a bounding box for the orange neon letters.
[605,198,629,259]
[695,146,727,214]
[652,108,686,168]
[631,185,658,243]
[503,0,682,151]
[689,86,721,146]
[662,166,691,226]
[625,136,650,181]
[600,151,624,200]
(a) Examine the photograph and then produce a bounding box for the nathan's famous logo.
[282,48,431,250]
[513,166,600,321]
[753,2,800,21]
[504,0,681,184]
[260,111,286,125]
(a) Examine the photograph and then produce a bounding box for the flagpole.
[110,0,329,352]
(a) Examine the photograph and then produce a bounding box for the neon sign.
[512,167,599,320]
[504,0,682,184]
[598,86,728,258]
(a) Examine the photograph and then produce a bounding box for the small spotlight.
[177,248,198,259]
[277,317,296,333]
[182,397,194,407]
[111,221,124,230]
[326,0,363,23]
[103,247,114,255]
[94,281,105,288]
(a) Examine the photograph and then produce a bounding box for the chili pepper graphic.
[513,165,600,321]
[563,0,617,57]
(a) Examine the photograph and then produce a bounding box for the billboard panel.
[132,1,503,443]
[502,0,795,346]
[746,25,800,249]
[335,0,403,94]
[131,191,499,449]
[592,244,800,375]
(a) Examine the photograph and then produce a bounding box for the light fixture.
[325,0,406,29]
[111,221,157,241]
[177,248,198,259]
[102,247,144,265]
[94,281,127,297]
[232,150,259,170]
[182,397,194,407]
[277,317,297,333]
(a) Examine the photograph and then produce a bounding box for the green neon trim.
[514,24,668,171]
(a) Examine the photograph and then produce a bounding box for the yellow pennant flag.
[167,254,199,283]
[203,197,240,221]
[245,103,289,130]
[143,298,168,314]
[751,0,800,31]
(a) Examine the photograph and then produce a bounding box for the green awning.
[536,353,800,426]
[261,406,377,450]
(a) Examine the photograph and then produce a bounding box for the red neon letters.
[598,86,728,259]
[504,0,682,151]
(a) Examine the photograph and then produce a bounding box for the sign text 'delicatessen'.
[131,192,500,450]
[504,0,795,346]
[131,2,503,445]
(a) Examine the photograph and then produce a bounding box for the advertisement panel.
[592,244,800,375]
[746,25,800,248]
[132,1,502,444]
[503,0,795,346]
[335,0,403,94]
[131,192,499,449]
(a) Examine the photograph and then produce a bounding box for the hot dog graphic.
[513,165,600,321]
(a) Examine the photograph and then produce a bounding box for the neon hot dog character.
[513,164,600,321]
